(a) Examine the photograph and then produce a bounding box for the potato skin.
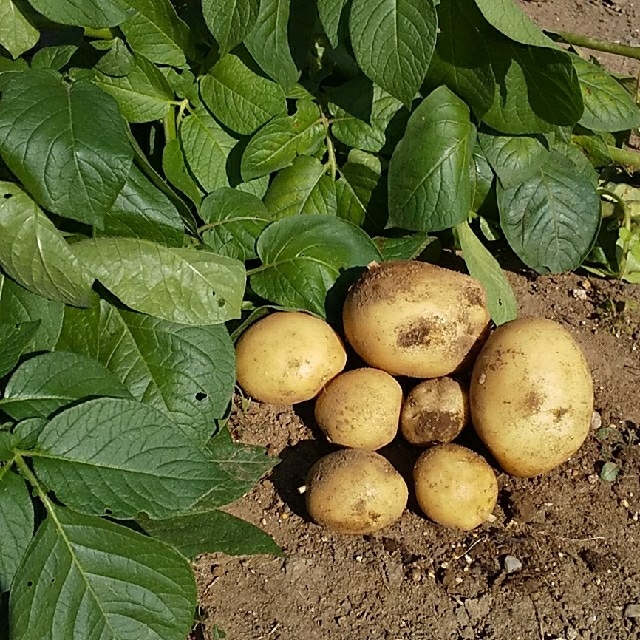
[314,368,402,450]
[235,312,347,405]
[305,449,408,534]
[342,261,490,378]
[400,377,469,446]
[470,318,593,477]
[413,444,498,530]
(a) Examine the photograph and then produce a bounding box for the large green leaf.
[388,86,476,232]
[200,54,287,135]
[349,0,437,106]
[0,470,34,593]
[72,237,245,325]
[202,0,260,55]
[457,220,517,325]
[180,107,238,192]
[241,100,325,180]
[10,506,196,640]
[244,0,299,88]
[0,275,63,352]
[264,156,336,219]
[251,214,381,316]
[0,0,38,58]
[25,0,126,28]
[0,352,132,420]
[0,183,95,307]
[318,0,348,47]
[0,321,40,379]
[31,45,78,71]
[162,138,203,206]
[139,509,281,558]
[0,56,28,90]
[32,398,225,519]
[200,188,271,261]
[497,150,600,273]
[119,0,191,67]
[572,55,640,133]
[55,301,236,444]
[0,70,133,228]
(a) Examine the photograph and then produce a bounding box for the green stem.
[319,109,337,180]
[163,107,177,143]
[83,27,114,40]
[13,454,53,510]
[550,30,640,61]
[606,145,640,168]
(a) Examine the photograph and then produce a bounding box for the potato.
[314,368,402,450]
[342,260,490,378]
[413,443,498,530]
[400,377,469,446]
[305,449,408,534]
[235,312,347,404]
[470,318,593,477]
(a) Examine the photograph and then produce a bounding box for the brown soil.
[194,4,640,640]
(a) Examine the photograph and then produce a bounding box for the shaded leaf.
[0,321,40,379]
[318,0,348,47]
[373,233,436,261]
[31,45,78,71]
[162,138,203,206]
[11,418,47,450]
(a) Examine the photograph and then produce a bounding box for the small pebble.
[591,411,602,430]
[572,289,588,300]
[504,555,522,574]
[624,604,640,619]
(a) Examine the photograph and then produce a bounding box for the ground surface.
[194,3,640,639]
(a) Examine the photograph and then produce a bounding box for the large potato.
[470,318,593,477]
[314,367,402,450]
[305,449,408,534]
[342,261,490,378]
[235,312,347,404]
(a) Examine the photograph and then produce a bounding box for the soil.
[193,4,640,640]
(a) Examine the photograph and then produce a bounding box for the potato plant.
[0,0,636,638]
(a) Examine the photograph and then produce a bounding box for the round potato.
[400,377,469,446]
[305,449,408,534]
[413,443,498,530]
[235,312,347,405]
[470,318,593,477]
[314,368,402,450]
[342,261,490,378]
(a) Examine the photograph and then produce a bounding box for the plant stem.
[319,109,337,180]
[606,145,640,168]
[550,30,640,61]
[83,27,114,40]
[13,454,52,508]
[163,107,177,143]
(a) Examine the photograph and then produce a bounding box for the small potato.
[413,444,498,530]
[342,260,490,378]
[314,368,402,450]
[400,377,469,446]
[305,449,408,534]
[470,318,594,477]
[235,312,347,405]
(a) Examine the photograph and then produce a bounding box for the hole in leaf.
[3,193,12,199]
[50,578,55,583]
[104,508,112,516]
[217,297,226,308]
[27,581,33,587]
[195,392,207,401]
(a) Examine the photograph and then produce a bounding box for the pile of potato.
[235,260,594,534]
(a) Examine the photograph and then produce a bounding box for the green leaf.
[600,461,619,482]
[0,470,34,593]
[139,509,281,558]
[180,107,238,193]
[0,55,28,90]
[470,144,494,212]
[478,132,546,188]
[572,55,640,133]
[31,45,78,71]
[373,233,436,261]
[318,0,348,47]
[264,156,336,219]
[119,0,191,67]
[329,77,404,153]
[336,157,387,231]
[472,0,554,47]
[94,37,134,76]
[497,150,600,273]
[32,398,227,519]
[457,220,517,325]
[0,352,132,420]
[12,418,47,450]
[72,237,245,325]
[10,506,196,640]
[0,275,63,352]
[236,176,270,199]
[0,431,13,459]
[349,0,438,106]
[0,321,39,379]
[200,188,271,261]
[0,183,95,307]
[251,214,381,316]
[202,0,260,55]
[91,53,174,123]
[102,165,185,247]
[0,70,133,228]
[200,54,287,135]
[162,138,203,206]
[25,0,126,27]
[241,100,325,180]
[244,0,299,88]
[55,302,236,444]
[0,0,38,58]
[388,86,476,232]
